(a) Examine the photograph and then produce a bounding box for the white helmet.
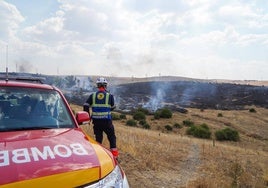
[96,77,108,88]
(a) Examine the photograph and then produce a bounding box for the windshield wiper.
[0,126,55,132]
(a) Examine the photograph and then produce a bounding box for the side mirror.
[76,111,90,125]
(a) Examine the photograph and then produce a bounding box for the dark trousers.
[92,119,116,149]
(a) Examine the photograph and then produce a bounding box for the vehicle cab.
[0,77,129,188]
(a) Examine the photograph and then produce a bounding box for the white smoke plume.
[143,88,165,111]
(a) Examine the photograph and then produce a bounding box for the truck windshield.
[0,87,75,131]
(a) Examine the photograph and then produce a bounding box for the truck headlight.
[84,165,129,188]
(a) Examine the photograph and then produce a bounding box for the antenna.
[5,45,8,81]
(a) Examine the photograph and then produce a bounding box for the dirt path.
[122,142,202,188]
[178,143,201,186]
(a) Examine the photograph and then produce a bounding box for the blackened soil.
[111,81,268,111]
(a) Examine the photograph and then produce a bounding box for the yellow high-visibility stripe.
[92,93,110,107]
[92,93,96,106]
[93,104,111,108]
[92,112,111,116]
[90,141,115,177]
[1,168,99,188]
[105,93,110,105]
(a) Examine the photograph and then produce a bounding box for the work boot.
[110,148,119,159]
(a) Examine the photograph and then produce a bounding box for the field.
[71,104,268,188]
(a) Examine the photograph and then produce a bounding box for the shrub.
[173,123,182,129]
[153,111,161,119]
[183,119,194,127]
[160,108,172,118]
[217,113,223,117]
[142,123,151,129]
[186,124,211,139]
[154,108,172,119]
[165,125,173,131]
[249,108,256,113]
[126,119,137,127]
[111,113,120,120]
[119,114,127,119]
[200,123,209,130]
[136,107,150,115]
[133,111,146,121]
[215,128,240,141]
[139,119,146,125]
[137,119,151,129]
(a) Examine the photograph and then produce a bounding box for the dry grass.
[72,104,268,188]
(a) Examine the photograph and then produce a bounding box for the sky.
[0,0,267,80]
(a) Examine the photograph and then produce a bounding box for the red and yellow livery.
[0,77,129,187]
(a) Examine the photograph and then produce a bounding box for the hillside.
[71,104,268,188]
[111,80,268,112]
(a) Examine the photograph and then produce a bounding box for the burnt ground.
[6,72,266,112]
[109,81,268,112]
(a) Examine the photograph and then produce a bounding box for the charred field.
[110,80,268,112]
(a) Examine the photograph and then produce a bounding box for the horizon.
[1,71,268,84]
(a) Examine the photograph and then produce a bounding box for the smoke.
[16,59,34,73]
[142,81,171,111]
[76,76,94,91]
[96,78,220,112]
[179,85,197,106]
[143,81,218,111]
[106,46,121,61]
[178,82,218,106]
[143,88,165,111]
[109,84,124,110]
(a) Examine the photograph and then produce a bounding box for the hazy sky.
[0,0,267,80]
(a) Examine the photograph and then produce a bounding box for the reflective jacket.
[91,91,112,119]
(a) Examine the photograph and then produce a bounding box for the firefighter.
[83,77,118,158]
